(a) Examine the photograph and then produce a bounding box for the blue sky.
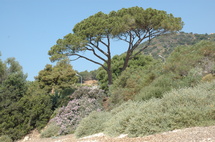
[0,0,215,81]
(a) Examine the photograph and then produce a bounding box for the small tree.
[35,58,77,93]
[49,7,183,87]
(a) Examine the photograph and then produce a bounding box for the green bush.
[75,111,111,138]
[103,81,215,137]
[0,135,13,142]
[40,123,60,138]
[104,101,141,136]
[134,73,176,101]
[109,62,161,107]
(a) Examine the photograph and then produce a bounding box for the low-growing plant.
[70,86,106,105]
[0,135,13,142]
[104,101,141,136]
[75,111,111,138]
[40,122,60,138]
[103,81,215,137]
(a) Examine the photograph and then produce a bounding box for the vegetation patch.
[44,86,105,136]
[75,81,215,137]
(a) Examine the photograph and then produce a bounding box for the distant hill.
[138,32,215,58]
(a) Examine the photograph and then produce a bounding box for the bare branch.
[89,41,108,57]
[85,46,107,63]
[70,56,81,61]
[67,53,107,70]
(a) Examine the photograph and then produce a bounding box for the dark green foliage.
[20,93,53,130]
[107,59,162,106]
[108,68,150,106]
[49,6,183,87]
[78,70,98,82]
[0,58,53,140]
[0,58,6,84]
[51,88,75,109]
[97,54,155,90]
[0,59,28,140]
[35,58,77,93]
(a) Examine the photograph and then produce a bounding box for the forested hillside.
[139,32,215,58]
[80,32,215,82]
[36,40,215,140]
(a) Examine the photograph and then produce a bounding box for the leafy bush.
[135,68,202,101]
[134,41,215,101]
[48,86,105,135]
[0,135,13,142]
[40,122,60,138]
[104,101,141,136]
[163,41,215,76]
[108,62,161,107]
[134,74,174,101]
[108,68,144,106]
[70,86,106,105]
[75,111,111,138]
[103,81,215,137]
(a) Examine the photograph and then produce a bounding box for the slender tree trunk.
[121,54,129,72]
[107,68,113,85]
[121,50,132,72]
[107,54,113,85]
[106,37,113,85]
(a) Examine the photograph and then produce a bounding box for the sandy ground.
[16,125,215,142]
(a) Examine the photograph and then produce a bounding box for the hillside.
[139,32,215,58]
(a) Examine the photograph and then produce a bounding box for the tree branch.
[66,53,107,70]
[85,46,107,63]
[89,41,108,57]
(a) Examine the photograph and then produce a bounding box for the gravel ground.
[16,125,215,142]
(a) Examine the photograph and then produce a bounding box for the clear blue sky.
[1,0,214,81]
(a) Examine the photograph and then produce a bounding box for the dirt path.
[17,125,215,142]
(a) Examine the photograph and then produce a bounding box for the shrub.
[109,63,161,107]
[104,101,141,136]
[70,86,106,105]
[134,73,176,101]
[135,67,203,101]
[75,111,111,138]
[0,135,13,142]
[103,81,215,137]
[40,122,60,138]
[48,86,105,136]
[50,96,103,135]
